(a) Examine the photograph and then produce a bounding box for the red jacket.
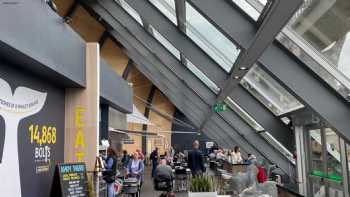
[257,166,268,183]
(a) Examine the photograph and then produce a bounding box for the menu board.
[57,163,88,197]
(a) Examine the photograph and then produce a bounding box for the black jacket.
[188,149,205,175]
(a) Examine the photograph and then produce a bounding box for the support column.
[295,125,308,195]
[100,104,109,142]
[65,43,100,171]
[340,138,350,197]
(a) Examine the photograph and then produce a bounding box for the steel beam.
[204,120,249,154]
[203,126,234,150]
[124,0,228,88]
[122,59,133,80]
[98,30,109,48]
[215,110,293,174]
[188,0,350,143]
[108,28,206,127]
[83,0,294,167]
[174,0,188,65]
[230,86,294,151]
[192,0,303,128]
[86,0,217,106]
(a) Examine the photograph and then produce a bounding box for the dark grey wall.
[171,109,211,152]
[0,0,85,87]
[0,60,65,197]
[0,0,133,113]
[100,59,133,113]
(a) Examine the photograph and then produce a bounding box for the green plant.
[189,175,215,192]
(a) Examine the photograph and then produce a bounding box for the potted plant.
[189,175,217,197]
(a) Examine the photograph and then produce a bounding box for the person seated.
[246,154,257,165]
[154,159,174,191]
[216,149,226,161]
[231,146,243,164]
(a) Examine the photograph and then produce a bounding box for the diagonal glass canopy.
[116,0,300,160]
[148,24,220,94]
[185,2,241,72]
[241,64,304,116]
[232,0,350,102]
[148,0,241,72]
[225,97,295,163]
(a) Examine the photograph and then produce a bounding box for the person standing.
[121,150,130,168]
[136,149,145,161]
[150,147,159,177]
[104,147,117,197]
[188,140,205,176]
[127,152,145,187]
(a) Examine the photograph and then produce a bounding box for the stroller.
[154,174,174,196]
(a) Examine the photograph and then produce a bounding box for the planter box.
[188,192,217,197]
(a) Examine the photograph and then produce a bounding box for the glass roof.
[185,2,241,72]
[149,0,177,25]
[232,0,350,102]
[118,0,144,26]
[241,64,304,116]
[225,97,295,163]
[148,25,220,94]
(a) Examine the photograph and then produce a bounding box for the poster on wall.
[0,64,65,197]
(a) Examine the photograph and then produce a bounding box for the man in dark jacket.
[188,140,205,176]
[150,147,159,177]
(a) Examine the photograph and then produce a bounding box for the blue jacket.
[127,159,145,181]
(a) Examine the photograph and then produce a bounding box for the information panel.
[57,163,88,197]
[0,63,65,197]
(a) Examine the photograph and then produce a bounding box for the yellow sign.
[74,107,86,161]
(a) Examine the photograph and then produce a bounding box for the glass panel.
[324,128,342,178]
[241,64,304,116]
[148,25,181,59]
[290,0,350,80]
[186,2,240,72]
[148,25,220,93]
[311,180,326,197]
[225,97,264,131]
[232,0,261,21]
[260,132,295,163]
[310,129,323,173]
[149,0,177,25]
[185,58,220,94]
[328,187,344,197]
[347,143,350,187]
[118,0,144,26]
[280,117,291,125]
